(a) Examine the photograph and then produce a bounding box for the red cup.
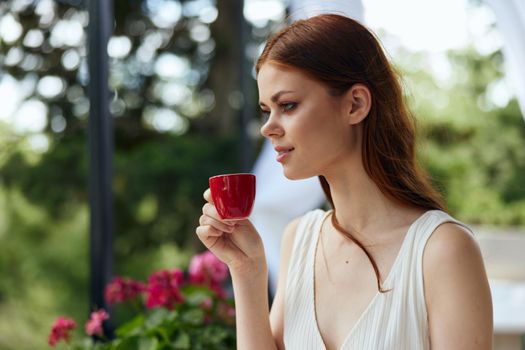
[209,173,256,221]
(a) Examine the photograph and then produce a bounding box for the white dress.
[283,209,474,350]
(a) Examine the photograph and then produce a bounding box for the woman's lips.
[276,148,294,162]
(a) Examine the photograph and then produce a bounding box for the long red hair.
[256,14,446,292]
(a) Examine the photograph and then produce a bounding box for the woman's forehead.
[257,63,319,92]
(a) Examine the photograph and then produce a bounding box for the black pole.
[87,0,113,322]
[237,0,254,172]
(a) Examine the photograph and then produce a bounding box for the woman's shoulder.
[424,219,479,261]
[422,214,486,298]
[300,208,331,224]
[422,216,493,347]
[419,210,478,262]
[281,208,330,248]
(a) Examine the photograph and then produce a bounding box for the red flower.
[48,316,77,347]
[85,309,110,337]
[189,251,229,298]
[145,269,184,310]
[104,276,146,305]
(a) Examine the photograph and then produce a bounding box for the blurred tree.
[395,45,525,225]
[0,0,243,256]
[200,0,242,135]
[0,1,245,346]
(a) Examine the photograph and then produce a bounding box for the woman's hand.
[196,188,266,275]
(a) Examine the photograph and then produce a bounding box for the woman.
[196,14,493,350]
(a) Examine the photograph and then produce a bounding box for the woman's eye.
[280,102,297,113]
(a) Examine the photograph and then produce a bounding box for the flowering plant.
[48,251,236,349]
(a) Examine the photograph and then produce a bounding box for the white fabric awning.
[485,0,525,121]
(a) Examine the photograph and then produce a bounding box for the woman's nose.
[260,116,283,138]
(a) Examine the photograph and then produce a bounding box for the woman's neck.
[323,163,417,241]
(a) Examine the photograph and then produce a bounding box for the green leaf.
[181,285,214,306]
[145,308,171,329]
[145,325,169,344]
[113,337,140,350]
[203,326,230,345]
[180,308,204,325]
[138,336,159,350]
[116,314,146,337]
[171,332,191,349]
[71,338,95,350]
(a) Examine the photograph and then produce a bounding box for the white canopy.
[485,0,525,121]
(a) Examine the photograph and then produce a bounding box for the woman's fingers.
[199,213,236,233]
[202,202,218,218]
[196,224,223,238]
[202,202,235,223]
[203,188,213,203]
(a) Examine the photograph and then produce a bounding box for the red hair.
[256,14,446,292]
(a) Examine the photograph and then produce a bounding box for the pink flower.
[48,316,77,347]
[189,251,229,297]
[200,297,213,311]
[145,269,184,310]
[104,276,146,305]
[85,309,110,337]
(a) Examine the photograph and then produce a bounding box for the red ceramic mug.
[209,173,256,221]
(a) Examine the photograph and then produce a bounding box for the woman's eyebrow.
[259,90,295,107]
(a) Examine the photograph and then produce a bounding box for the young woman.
[196,14,493,350]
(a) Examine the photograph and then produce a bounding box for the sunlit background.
[0,0,524,348]
[0,0,514,142]
[0,0,513,140]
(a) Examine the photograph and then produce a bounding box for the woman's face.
[258,63,356,180]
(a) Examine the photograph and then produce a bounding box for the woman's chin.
[282,168,314,181]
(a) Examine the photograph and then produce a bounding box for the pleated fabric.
[283,209,473,350]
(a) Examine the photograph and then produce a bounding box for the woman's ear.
[343,83,372,125]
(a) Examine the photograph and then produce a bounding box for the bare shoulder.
[281,210,327,253]
[423,221,486,296]
[268,214,304,350]
[423,222,493,349]
[281,216,302,250]
[424,222,480,263]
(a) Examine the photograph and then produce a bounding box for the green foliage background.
[0,1,524,349]
[397,47,525,224]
